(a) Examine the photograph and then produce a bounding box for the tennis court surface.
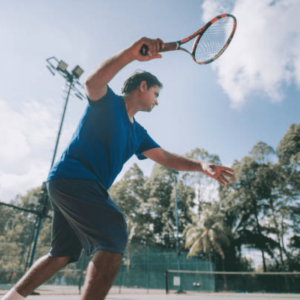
[24,293,300,300]
[1,285,299,300]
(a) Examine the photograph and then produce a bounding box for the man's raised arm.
[85,37,164,101]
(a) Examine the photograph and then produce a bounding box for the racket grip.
[160,42,179,52]
[140,42,179,56]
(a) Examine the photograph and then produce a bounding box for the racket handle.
[140,42,179,56]
[160,42,179,52]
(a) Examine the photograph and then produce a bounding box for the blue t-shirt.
[47,86,160,190]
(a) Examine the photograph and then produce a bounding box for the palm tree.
[184,211,231,290]
[184,211,231,263]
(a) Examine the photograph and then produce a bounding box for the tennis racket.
[140,14,237,65]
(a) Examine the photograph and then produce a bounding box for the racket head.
[189,14,237,65]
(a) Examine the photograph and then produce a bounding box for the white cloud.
[0,165,47,200]
[0,98,67,202]
[202,0,300,107]
[202,0,235,23]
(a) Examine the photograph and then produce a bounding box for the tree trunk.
[269,199,284,269]
[260,248,267,272]
[280,217,292,270]
[254,204,267,272]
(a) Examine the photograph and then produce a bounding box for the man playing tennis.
[2,37,235,300]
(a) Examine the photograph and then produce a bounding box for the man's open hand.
[201,162,235,186]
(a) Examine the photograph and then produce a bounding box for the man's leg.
[81,250,123,300]
[3,254,71,299]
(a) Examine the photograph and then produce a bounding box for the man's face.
[139,83,160,112]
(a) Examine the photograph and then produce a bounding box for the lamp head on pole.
[72,65,84,79]
[56,60,68,72]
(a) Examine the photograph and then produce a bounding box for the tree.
[109,163,146,220]
[277,123,300,173]
[224,144,280,272]
[110,162,195,251]
[182,148,222,215]
[277,123,300,269]
[184,208,231,263]
[142,163,195,249]
[0,186,54,278]
[109,164,155,246]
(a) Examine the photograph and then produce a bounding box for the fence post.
[165,270,169,294]
[147,244,150,293]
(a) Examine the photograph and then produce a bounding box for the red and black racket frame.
[161,14,237,65]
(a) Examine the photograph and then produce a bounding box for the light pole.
[27,58,84,268]
[46,57,85,168]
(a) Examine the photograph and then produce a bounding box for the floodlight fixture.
[72,65,84,79]
[57,60,68,72]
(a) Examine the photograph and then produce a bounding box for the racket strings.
[195,17,235,63]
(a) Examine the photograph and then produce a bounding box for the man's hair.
[121,71,163,95]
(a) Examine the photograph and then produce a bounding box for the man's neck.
[123,93,140,123]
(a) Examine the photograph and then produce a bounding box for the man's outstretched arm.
[143,147,235,186]
[85,37,164,101]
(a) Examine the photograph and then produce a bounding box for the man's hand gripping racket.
[140,14,237,65]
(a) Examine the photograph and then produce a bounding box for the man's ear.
[139,80,148,92]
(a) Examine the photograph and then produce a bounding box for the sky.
[0,0,300,203]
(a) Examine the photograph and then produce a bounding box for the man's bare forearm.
[158,150,204,172]
[85,49,134,100]
[85,37,164,101]
[144,147,235,186]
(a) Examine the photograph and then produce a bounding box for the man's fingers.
[147,39,163,56]
[154,40,159,54]
[151,38,163,54]
[151,54,163,59]
[218,175,230,186]
[221,175,230,185]
[203,164,235,185]
[135,38,164,61]
[221,170,236,179]
[218,177,226,186]
[158,38,164,51]
[222,167,235,173]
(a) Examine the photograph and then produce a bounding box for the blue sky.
[0,0,300,202]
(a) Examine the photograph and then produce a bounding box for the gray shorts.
[47,178,128,262]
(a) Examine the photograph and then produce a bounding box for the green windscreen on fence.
[114,246,214,291]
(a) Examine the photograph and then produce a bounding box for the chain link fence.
[1,243,300,294]
[0,241,212,293]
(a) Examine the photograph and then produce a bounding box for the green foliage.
[277,123,300,166]
[0,187,52,277]
[184,210,231,260]
[110,163,195,250]
[2,122,300,278]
